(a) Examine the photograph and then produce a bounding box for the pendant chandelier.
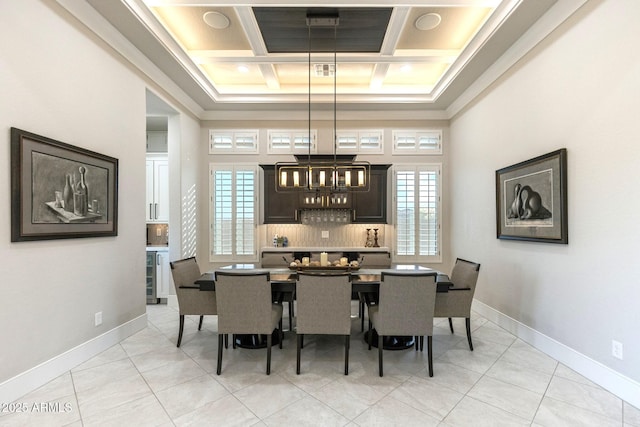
[275,11,370,193]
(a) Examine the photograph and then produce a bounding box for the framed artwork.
[10,127,118,242]
[496,148,567,244]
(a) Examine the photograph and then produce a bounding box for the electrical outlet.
[321,230,329,239]
[612,340,623,360]
[95,312,103,327]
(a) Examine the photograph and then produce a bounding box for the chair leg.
[177,315,185,347]
[466,317,473,351]
[216,334,223,375]
[415,336,419,351]
[224,334,228,349]
[448,317,454,333]
[266,333,272,375]
[301,334,304,349]
[279,319,283,349]
[198,315,204,330]
[288,301,293,331]
[296,334,302,375]
[344,335,350,375]
[368,321,372,350]
[232,334,237,349]
[427,335,433,377]
[360,301,365,332]
[420,336,424,352]
[378,334,384,377]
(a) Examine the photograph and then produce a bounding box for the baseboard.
[472,300,640,409]
[0,313,147,404]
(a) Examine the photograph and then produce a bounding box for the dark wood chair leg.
[266,333,272,375]
[224,334,228,349]
[288,301,293,331]
[448,317,454,333]
[415,336,418,351]
[279,320,283,349]
[368,321,373,350]
[466,317,473,351]
[177,315,185,347]
[378,334,384,377]
[232,334,237,349]
[360,301,365,332]
[198,315,204,330]
[216,334,223,375]
[344,335,350,375]
[296,334,302,374]
[420,336,424,352]
[427,335,433,377]
[301,334,304,349]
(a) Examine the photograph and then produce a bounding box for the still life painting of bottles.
[32,151,108,224]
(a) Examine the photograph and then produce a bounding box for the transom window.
[267,130,317,154]
[392,130,442,155]
[209,130,258,154]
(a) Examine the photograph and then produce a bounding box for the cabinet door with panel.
[352,165,390,223]
[146,158,169,222]
[156,250,171,299]
[261,165,299,223]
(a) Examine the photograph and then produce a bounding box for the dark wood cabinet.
[261,164,389,224]
[352,165,390,223]
[261,165,299,223]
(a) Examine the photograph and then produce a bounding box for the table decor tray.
[288,265,360,271]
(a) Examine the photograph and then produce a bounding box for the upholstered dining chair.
[434,258,481,351]
[295,271,352,375]
[214,271,283,375]
[170,257,219,348]
[368,271,438,377]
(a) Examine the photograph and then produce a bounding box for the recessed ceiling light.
[203,11,230,30]
[415,13,441,31]
[400,64,412,73]
[237,65,249,73]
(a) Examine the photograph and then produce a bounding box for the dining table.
[194,264,457,350]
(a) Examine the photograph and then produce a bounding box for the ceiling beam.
[145,1,501,7]
[235,6,280,89]
[189,51,460,64]
[371,6,409,89]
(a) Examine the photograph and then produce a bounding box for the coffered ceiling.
[85,0,557,112]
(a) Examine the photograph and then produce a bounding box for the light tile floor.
[3,303,640,426]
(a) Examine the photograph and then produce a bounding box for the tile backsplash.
[264,222,386,248]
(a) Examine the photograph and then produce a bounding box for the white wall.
[450,0,640,391]
[0,0,149,395]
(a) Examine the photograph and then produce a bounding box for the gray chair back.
[214,271,273,335]
[435,258,480,318]
[377,271,438,336]
[170,257,217,316]
[296,272,352,335]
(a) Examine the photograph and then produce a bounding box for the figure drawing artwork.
[504,169,553,226]
[496,149,567,244]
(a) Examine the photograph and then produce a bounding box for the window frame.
[209,129,259,154]
[392,163,442,263]
[267,129,317,154]
[392,129,442,155]
[209,163,259,263]
[335,129,384,154]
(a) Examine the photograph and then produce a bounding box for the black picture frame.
[496,148,567,244]
[10,127,118,242]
